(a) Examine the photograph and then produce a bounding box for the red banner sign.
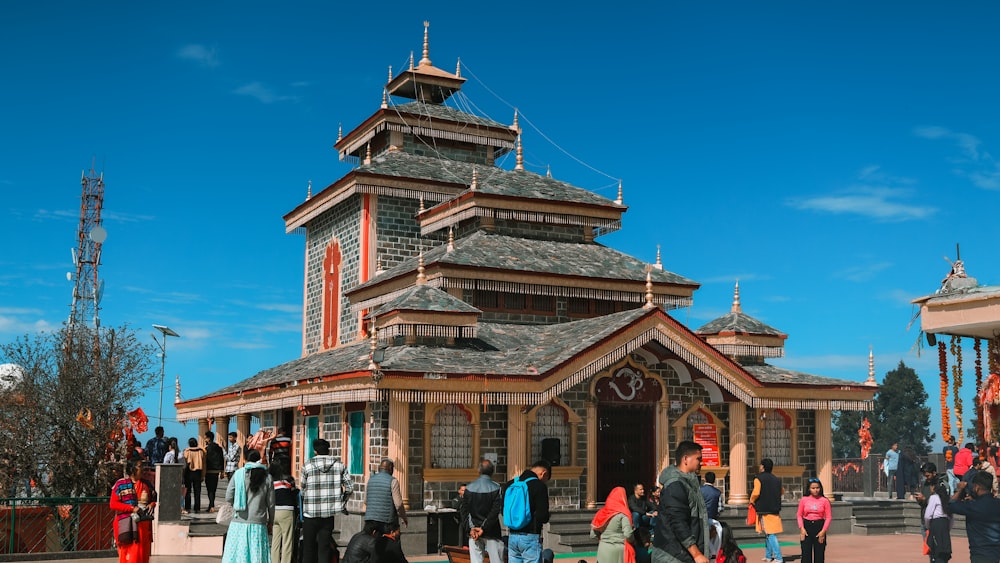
[693,423,719,467]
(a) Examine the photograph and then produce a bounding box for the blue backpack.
[503,475,536,529]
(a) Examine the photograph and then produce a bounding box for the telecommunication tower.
[68,165,107,329]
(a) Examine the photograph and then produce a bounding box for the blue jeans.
[508,533,541,563]
[764,533,782,562]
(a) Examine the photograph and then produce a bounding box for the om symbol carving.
[608,366,644,401]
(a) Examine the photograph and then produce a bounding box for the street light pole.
[152,324,180,426]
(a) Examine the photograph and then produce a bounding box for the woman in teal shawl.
[223,449,275,563]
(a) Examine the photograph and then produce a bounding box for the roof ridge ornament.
[654,245,663,270]
[447,226,455,252]
[306,180,312,201]
[546,165,552,178]
[420,21,432,67]
[470,167,478,191]
[865,346,877,386]
[419,195,425,213]
[512,108,520,133]
[337,123,343,143]
[381,87,388,109]
[388,65,393,84]
[731,280,742,313]
[643,265,655,310]
[416,251,427,285]
[409,51,414,71]
[515,135,524,171]
[455,57,461,77]
[364,143,372,165]
[615,180,623,205]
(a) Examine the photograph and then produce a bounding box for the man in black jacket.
[204,431,225,513]
[654,441,709,563]
[460,459,503,563]
[504,459,551,563]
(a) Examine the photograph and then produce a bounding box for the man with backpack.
[145,426,168,465]
[204,431,225,512]
[503,459,551,563]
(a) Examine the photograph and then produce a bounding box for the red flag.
[128,407,149,434]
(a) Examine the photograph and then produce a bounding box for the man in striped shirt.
[301,438,354,563]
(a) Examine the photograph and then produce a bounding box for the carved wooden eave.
[283,171,462,233]
[912,286,1000,339]
[386,66,466,103]
[417,190,625,236]
[334,107,517,161]
[700,333,787,358]
[347,265,697,313]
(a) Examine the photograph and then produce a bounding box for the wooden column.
[507,405,528,481]
[815,409,834,500]
[214,416,230,447]
[727,402,749,505]
[388,394,410,509]
[657,400,671,477]
[197,419,210,446]
[586,401,597,508]
[237,414,251,467]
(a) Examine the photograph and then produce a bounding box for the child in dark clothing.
[716,522,746,563]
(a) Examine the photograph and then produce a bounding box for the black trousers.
[302,516,335,563]
[204,471,220,509]
[185,469,203,512]
[800,519,826,563]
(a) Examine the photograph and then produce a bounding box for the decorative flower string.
[975,338,984,444]
[951,336,963,442]
[939,341,950,441]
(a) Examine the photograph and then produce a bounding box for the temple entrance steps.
[545,510,600,553]
[849,501,909,535]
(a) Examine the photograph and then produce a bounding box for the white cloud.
[177,44,220,68]
[232,82,297,104]
[915,126,1000,190]
[834,262,893,283]
[788,186,936,221]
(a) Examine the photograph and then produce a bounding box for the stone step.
[851,522,907,536]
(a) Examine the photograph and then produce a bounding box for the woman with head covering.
[222,449,275,563]
[109,457,157,563]
[591,486,635,563]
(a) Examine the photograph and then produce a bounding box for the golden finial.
[515,135,524,171]
[447,226,455,252]
[455,58,461,77]
[731,280,742,313]
[419,196,425,213]
[654,245,662,270]
[615,180,623,205]
[866,346,877,385]
[364,143,372,165]
[337,123,343,143]
[409,51,414,70]
[306,179,312,201]
[512,108,520,133]
[381,88,388,109]
[643,265,655,310]
[546,165,552,178]
[420,21,432,66]
[387,65,393,83]
[470,167,478,191]
[416,252,426,285]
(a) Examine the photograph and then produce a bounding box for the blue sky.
[2,2,998,450]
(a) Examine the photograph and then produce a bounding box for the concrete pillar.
[237,414,252,467]
[816,409,834,500]
[586,400,597,508]
[197,419,210,446]
[388,395,410,510]
[507,405,528,480]
[727,402,749,505]
[214,416,230,447]
[657,400,671,476]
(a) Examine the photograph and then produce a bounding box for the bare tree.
[0,324,156,497]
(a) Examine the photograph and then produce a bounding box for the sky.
[2,2,998,451]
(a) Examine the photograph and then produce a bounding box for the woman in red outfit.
[110,457,157,563]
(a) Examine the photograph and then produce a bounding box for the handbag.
[745,504,757,526]
[116,516,137,546]
[216,502,234,526]
[922,530,931,556]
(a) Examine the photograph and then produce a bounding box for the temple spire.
[364,143,372,165]
[515,135,524,170]
[416,252,427,285]
[306,179,312,201]
[419,21,432,66]
[615,180,623,205]
[409,51,414,70]
[387,65,393,83]
[470,167,478,191]
[643,265,655,310]
[455,58,461,77]
[654,245,662,270]
[381,88,388,109]
[865,346,877,386]
[512,108,520,133]
[337,123,343,143]
[447,226,455,252]
[731,280,742,313]
[546,165,552,178]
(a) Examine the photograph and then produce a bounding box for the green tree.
[833,360,933,458]
[0,324,155,497]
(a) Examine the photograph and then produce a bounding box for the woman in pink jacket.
[796,477,832,563]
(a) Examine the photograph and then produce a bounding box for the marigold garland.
[939,341,951,441]
[952,336,964,441]
[975,338,984,443]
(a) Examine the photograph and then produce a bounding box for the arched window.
[531,404,570,466]
[760,409,793,466]
[429,405,473,469]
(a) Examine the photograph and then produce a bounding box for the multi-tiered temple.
[176,24,877,552]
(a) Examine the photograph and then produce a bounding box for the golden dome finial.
[512,108,520,133]
[470,167,478,191]
[866,346,877,385]
[337,123,343,143]
[387,65,393,83]
[364,143,372,165]
[615,180,623,205]
[731,280,742,313]
[515,135,524,171]
[455,57,461,77]
[306,179,313,201]
[409,51,414,70]
[546,165,552,178]
[416,251,426,285]
[381,87,388,109]
[419,21,432,66]
[643,265,655,310]
[655,245,662,270]
[419,195,425,213]
[447,226,455,252]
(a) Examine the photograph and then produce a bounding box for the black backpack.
[205,442,225,470]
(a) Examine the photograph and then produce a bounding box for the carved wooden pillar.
[197,419,210,446]
[508,405,528,480]
[815,409,833,500]
[237,414,251,467]
[586,400,597,508]
[728,402,749,505]
[388,394,410,510]
[214,416,230,447]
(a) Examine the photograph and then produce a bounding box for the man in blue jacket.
[949,471,1000,563]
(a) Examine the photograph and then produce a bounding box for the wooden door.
[596,403,656,500]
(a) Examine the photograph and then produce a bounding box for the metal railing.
[832,456,928,495]
[0,496,115,555]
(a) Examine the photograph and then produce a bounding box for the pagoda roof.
[349,230,698,296]
[357,151,618,209]
[742,363,863,387]
[368,284,481,318]
[392,101,510,129]
[695,311,786,337]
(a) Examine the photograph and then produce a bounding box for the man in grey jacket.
[364,458,409,534]
[460,459,504,563]
[654,441,709,563]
